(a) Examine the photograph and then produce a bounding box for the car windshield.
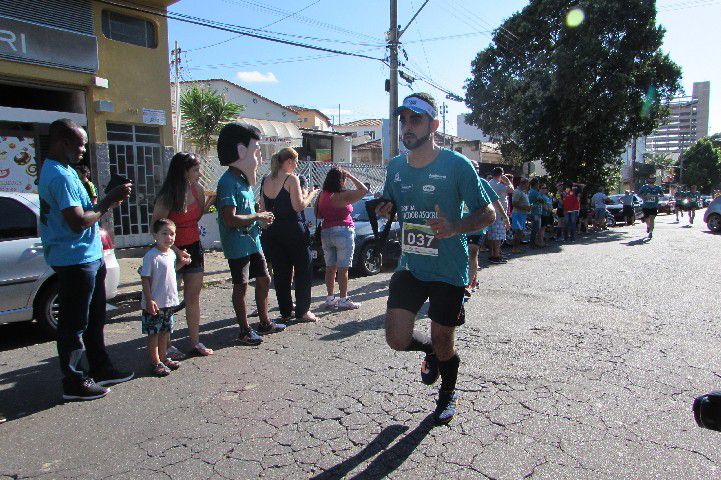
[350,198,371,222]
[609,195,622,204]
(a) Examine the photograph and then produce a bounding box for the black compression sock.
[403,332,434,355]
[438,353,461,392]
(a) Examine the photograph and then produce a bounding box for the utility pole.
[338,104,341,126]
[440,103,448,146]
[172,41,182,152]
[388,0,399,158]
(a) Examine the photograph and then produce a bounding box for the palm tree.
[180,85,243,158]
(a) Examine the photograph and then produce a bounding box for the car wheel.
[707,213,721,233]
[35,279,60,337]
[606,215,616,227]
[357,242,382,276]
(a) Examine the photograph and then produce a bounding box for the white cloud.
[236,71,278,83]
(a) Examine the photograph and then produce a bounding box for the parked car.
[704,196,721,232]
[306,196,401,276]
[657,194,675,215]
[701,195,713,207]
[607,194,643,224]
[0,192,120,335]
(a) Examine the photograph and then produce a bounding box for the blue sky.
[168,0,720,136]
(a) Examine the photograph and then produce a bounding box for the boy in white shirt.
[141,218,191,376]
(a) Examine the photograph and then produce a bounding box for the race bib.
[402,223,439,256]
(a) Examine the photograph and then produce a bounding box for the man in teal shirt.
[377,93,496,425]
[638,176,664,239]
[215,123,282,346]
[688,185,702,225]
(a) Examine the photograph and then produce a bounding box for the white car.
[0,192,120,335]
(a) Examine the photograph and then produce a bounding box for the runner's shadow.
[318,314,385,341]
[311,415,435,480]
[623,238,650,246]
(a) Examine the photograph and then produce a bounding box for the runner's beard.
[402,128,433,150]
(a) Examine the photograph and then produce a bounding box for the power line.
[94,0,386,62]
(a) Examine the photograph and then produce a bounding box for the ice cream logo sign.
[0,136,38,193]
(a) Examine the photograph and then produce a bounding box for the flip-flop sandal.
[153,363,170,377]
[190,342,214,357]
[163,358,181,370]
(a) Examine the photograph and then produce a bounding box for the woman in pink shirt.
[316,168,368,310]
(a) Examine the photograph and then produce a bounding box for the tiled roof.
[352,139,382,150]
[285,105,331,124]
[335,119,384,127]
[178,79,296,115]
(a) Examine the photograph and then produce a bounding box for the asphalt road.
[1,212,720,479]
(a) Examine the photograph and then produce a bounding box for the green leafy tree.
[681,138,721,192]
[644,151,676,179]
[180,85,243,157]
[465,0,681,191]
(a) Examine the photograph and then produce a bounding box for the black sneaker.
[421,353,440,385]
[62,377,110,401]
[257,320,287,335]
[90,365,135,387]
[238,329,263,346]
[434,390,459,425]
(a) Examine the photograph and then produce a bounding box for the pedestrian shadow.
[310,415,435,480]
[318,313,385,341]
[623,238,650,246]
[0,315,246,421]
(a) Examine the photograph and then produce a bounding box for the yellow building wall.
[0,1,173,147]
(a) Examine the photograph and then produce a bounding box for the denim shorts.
[511,213,527,231]
[321,226,355,268]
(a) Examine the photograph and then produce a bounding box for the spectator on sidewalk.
[511,178,531,253]
[487,167,513,264]
[527,178,544,247]
[591,188,611,230]
[260,147,320,322]
[539,183,553,247]
[73,164,97,205]
[140,219,190,376]
[562,183,580,241]
[216,123,282,346]
[152,152,215,358]
[39,119,134,401]
[316,167,367,310]
[621,190,636,225]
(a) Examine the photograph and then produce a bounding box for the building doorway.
[107,123,163,248]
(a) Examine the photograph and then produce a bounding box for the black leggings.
[262,221,313,318]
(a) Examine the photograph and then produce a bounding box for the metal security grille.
[107,123,163,248]
[0,0,93,35]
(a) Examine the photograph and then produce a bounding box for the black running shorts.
[642,207,658,218]
[228,252,269,285]
[387,270,466,327]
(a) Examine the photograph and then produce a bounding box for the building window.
[102,10,157,48]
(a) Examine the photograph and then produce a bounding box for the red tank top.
[168,185,201,247]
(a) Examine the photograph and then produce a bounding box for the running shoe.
[648,231,653,239]
[238,329,263,346]
[90,365,135,387]
[62,377,110,401]
[421,353,440,385]
[434,390,459,425]
[257,320,286,335]
[323,296,338,309]
[336,298,361,310]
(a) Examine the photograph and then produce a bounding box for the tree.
[180,85,243,157]
[465,0,681,191]
[681,138,721,192]
[643,151,676,179]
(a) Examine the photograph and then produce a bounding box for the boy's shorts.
[228,252,269,285]
[141,307,175,335]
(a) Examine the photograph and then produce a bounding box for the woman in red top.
[152,152,215,357]
[561,184,581,241]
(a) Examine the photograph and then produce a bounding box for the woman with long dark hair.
[260,147,319,323]
[316,167,367,309]
[152,152,214,357]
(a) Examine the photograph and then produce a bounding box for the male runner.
[674,186,685,222]
[638,176,664,239]
[377,93,496,425]
[688,185,701,225]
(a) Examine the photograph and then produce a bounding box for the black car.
[305,196,402,276]
[607,194,643,224]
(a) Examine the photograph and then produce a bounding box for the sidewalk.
[114,247,232,301]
